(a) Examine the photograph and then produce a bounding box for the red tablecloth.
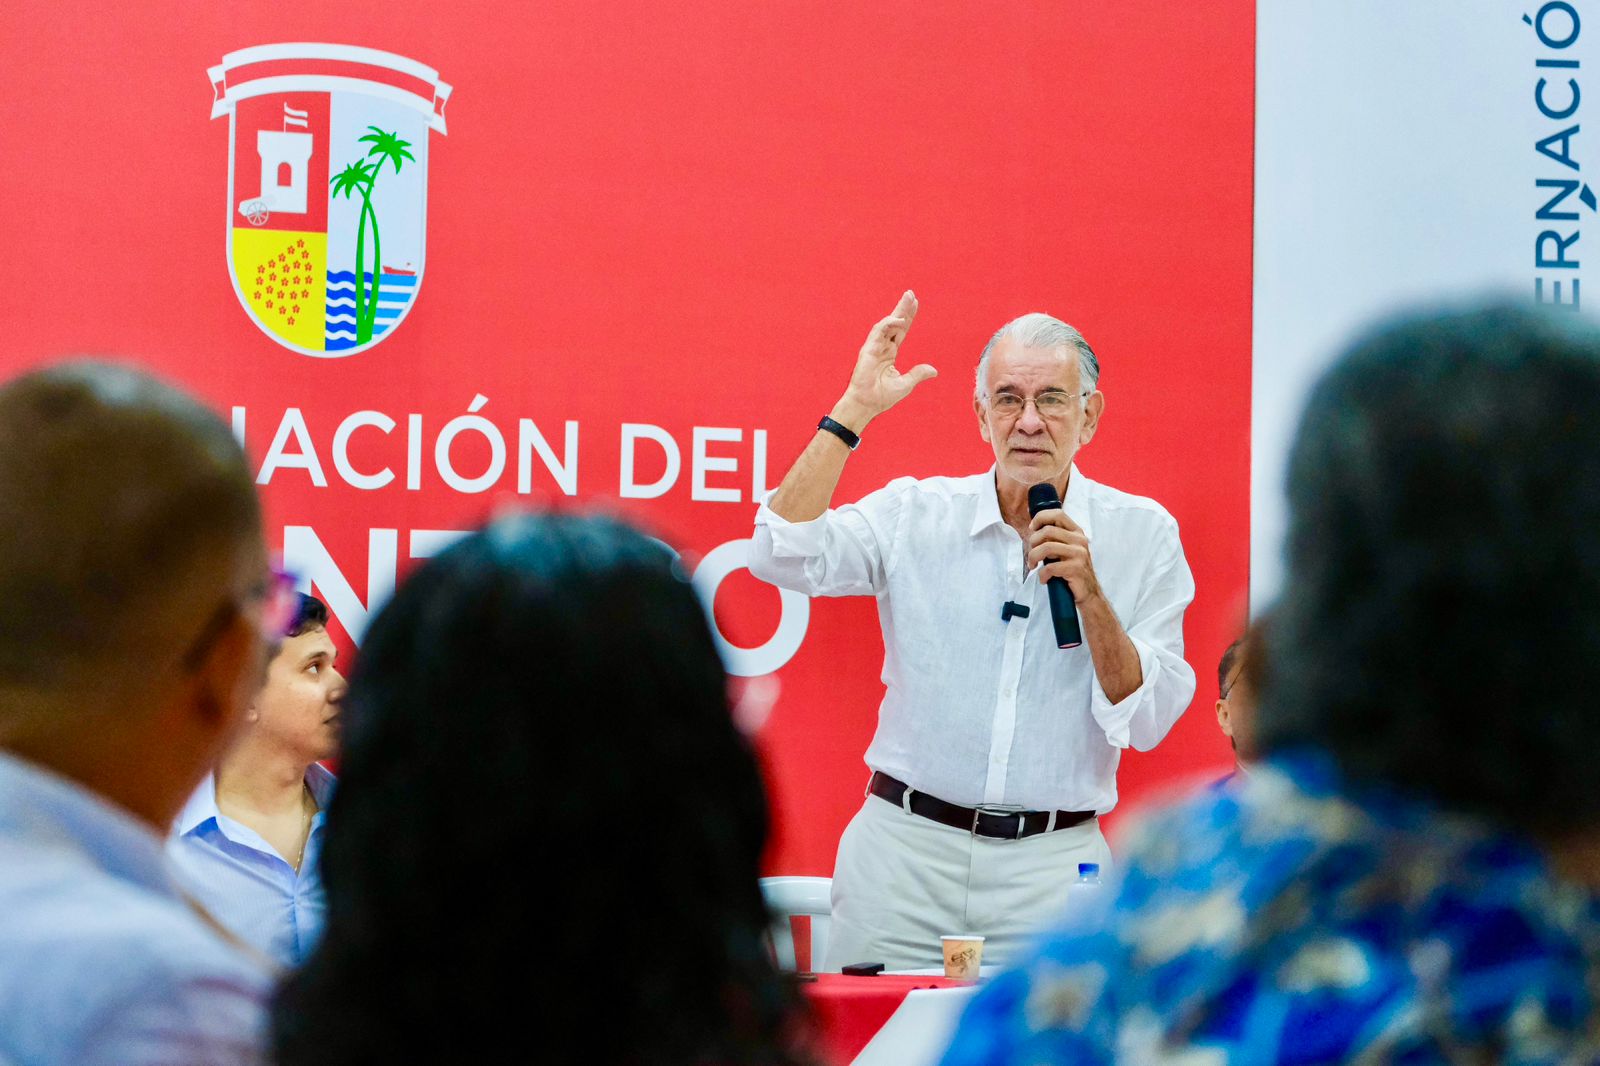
[801,974,967,1066]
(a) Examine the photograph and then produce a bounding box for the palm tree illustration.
[329,127,415,343]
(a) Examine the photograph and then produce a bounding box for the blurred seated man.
[1213,624,1261,782]
[170,593,345,968]
[942,304,1600,1064]
[0,363,285,1065]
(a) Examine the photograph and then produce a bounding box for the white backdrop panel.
[1254,0,1598,604]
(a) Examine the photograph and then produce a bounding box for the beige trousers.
[822,792,1110,972]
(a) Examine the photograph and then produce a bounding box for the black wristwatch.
[817,415,861,450]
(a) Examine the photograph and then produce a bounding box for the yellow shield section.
[231,229,327,352]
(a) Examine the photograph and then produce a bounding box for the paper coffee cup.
[940,934,985,979]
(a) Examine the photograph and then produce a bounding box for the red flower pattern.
[248,245,322,324]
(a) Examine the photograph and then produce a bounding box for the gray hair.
[975,313,1100,407]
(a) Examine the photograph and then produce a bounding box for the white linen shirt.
[749,464,1196,814]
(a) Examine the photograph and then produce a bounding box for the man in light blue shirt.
[0,363,289,1065]
[170,593,345,967]
[171,765,334,968]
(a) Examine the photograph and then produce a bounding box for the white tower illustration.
[238,104,312,223]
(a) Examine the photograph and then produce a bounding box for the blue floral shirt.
[941,754,1600,1065]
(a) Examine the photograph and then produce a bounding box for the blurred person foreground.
[0,363,280,1065]
[943,303,1600,1064]
[271,511,815,1065]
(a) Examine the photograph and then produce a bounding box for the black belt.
[867,771,1095,840]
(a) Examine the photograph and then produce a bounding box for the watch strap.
[817,415,862,450]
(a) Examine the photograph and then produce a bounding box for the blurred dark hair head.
[272,511,810,1065]
[1256,303,1600,835]
[285,593,327,639]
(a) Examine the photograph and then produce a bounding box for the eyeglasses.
[258,568,301,640]
[986,391,1089,419]
[179,566,300,671]
[1219,668,1243,700]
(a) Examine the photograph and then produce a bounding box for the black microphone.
[1027,483,1083,649]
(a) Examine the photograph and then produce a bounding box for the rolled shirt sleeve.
[748,480,908,597]
[1088,516,1197,751]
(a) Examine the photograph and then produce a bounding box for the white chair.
[760,875,832,973]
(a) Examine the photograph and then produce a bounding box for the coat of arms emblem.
[209,44,450,357]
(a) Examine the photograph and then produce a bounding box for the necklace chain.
[291,783,315,875]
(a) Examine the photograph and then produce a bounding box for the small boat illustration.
[382,263,417,276]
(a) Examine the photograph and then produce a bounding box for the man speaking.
[749,292,1195,970]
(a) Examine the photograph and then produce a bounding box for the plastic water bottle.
[1063,862,1109,929]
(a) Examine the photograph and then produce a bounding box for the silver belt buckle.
[972,803,1026,839]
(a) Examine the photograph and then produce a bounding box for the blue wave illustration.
[324,269,416,350]
[326,271,418,287]
[326,325,393,348]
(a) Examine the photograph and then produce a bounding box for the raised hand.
[835,291,939,430]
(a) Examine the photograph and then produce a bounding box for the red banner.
[0,1,1254,873]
